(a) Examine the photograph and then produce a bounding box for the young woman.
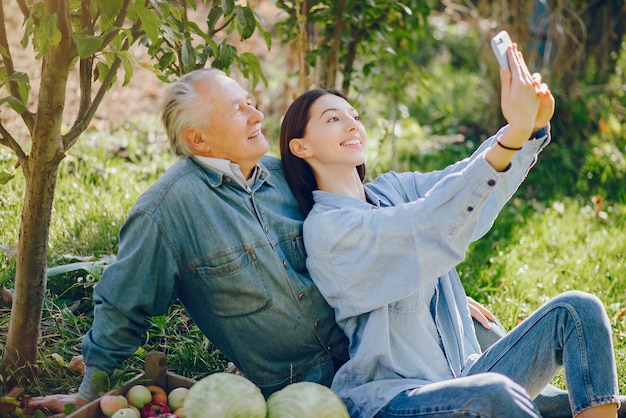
[280,44,619,418]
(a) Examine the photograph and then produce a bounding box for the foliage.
[275,0,433,93]
[139,0,270,87]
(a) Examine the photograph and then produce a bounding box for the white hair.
[161,68,226,156]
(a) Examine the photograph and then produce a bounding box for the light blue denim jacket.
[79,155,348,400]
[303,126,550,418]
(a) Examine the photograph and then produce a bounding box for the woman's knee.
[471,373,539,417]
[551,291,608,323]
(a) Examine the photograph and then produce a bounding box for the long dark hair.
[280,89,366,216]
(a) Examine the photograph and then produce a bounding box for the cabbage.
[266,382,349,418]
[183,372,266,418]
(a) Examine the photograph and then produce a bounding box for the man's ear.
[183,128,211,155]
[289,138,312,158]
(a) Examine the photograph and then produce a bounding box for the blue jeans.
[376,291,618,417]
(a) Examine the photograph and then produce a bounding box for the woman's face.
[292,93,367,168]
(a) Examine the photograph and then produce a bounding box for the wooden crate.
[66,351,196,418]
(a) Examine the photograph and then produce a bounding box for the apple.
[173,407,185,418]
[167,387,189,411]
[111,408,140,418]
[100,394,128,417]
[141,401,171,417]
[147,385,168,405]
[129,405,141,417]
[126,385,153,409]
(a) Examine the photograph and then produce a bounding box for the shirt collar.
[193,155,261,191]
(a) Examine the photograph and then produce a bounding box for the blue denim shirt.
[303,127,550,418]
[79,155,348,400]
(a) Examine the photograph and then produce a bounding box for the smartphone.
[490,30,512,69]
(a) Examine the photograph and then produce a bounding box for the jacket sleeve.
[305,126,550,318]
[79,209,180,400]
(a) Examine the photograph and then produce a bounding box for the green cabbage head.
[183,372,267,418]
[266,382,349,418]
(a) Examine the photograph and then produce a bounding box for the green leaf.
[235,7,256,40]
[73,31,104,59]
[62,404,78,415]
[207,6,223,32]
[181,40,197,74]
[115,50,135,87]
[0,96,26,114]
[97,0,123,20]
[35,12,63,55]
[91,370,112,395]
[0,171,15,185]
[222,0,235,16]
[213,44,237,70]
[134,3,161,43]
[237,52,267,89]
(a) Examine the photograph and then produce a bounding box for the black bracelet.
[496,140,522,151]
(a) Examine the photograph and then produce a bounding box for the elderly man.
[30,69,623,417]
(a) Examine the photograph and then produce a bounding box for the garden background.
[1,0,625,404]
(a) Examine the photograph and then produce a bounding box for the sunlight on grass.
[461,197,626,392]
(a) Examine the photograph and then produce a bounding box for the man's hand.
[28,393,87,417]
[467,297,496,329]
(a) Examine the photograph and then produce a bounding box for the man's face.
[184,73,269,177]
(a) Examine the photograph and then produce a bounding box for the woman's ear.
[183,127,211,155]
[289,138,312,158]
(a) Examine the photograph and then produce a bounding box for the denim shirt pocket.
[190,248,271,317]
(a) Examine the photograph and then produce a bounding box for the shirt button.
[298,292,305,300]
[467,206,474,212]
[314,321,320,329]
[487,179,496,186]
[282,260,287,268]
[225,177,232,183]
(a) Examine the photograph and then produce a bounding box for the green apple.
[167,387,190,411]
[111,407,140,418]
[126,384,152,409]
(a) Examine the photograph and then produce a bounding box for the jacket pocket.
[191,248,271,317]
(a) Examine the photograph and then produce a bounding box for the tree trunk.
[3,39,71,385]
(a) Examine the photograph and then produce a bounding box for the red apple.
[141,401,170,418]
[146,385,168,405]
[99,394,128,417]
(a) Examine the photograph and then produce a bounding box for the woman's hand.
[467,297,496,329]
[499,44,545,146]
[531,72,555,131]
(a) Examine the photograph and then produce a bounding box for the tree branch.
[0,0,35,132]
[16,0,30,20]
[99,0,132,51]
[62,23,141,149]
[75,1,94,124]
[0,121,27,168]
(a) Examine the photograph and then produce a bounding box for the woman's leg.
[467,291,619,416]
[474,317,575,417]
[375,372,540,418]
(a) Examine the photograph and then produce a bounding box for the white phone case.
[491,30,512,69]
